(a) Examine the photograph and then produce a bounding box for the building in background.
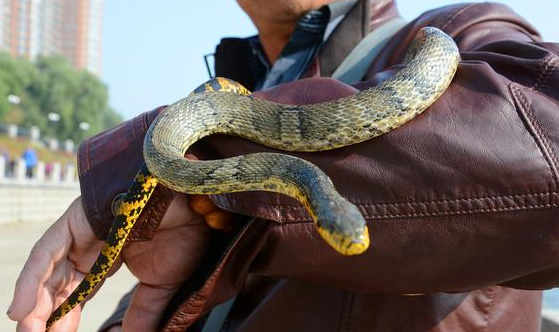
[0,0,103,76]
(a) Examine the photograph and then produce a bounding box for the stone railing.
[0,123,76,152]
[0,156,79,224]
[0,156,78,183]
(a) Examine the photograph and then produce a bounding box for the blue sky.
[102,1,557,119]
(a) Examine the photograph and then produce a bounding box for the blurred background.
[0,0,558,331]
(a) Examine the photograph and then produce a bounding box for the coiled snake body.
[46,27,459,330]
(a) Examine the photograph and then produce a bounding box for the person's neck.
[241,0,342,64]
[257,21,297,65]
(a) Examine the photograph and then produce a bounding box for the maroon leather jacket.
[80,1,559,331]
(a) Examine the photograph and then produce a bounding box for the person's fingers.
[120,219,212,331]
[46,271,87,332]
[46,307,81,332]
[17,306,81,332]
[8,196,95,329]
[67,239,104,273]
[8,213,72,321]
[15,275,82,332]
[15,316,45,332]
[66,197,102,272]
[42,260,76,309]
[121,283,179,332]
[16,306,81,332]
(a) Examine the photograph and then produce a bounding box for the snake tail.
[46,164,158,330]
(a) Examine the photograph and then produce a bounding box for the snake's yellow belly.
[46,27,459,330]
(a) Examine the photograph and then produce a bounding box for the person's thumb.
[121,283,179,332]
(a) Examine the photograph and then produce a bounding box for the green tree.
[0,52,122,142]
[0,52,41,124]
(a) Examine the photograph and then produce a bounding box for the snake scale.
[46,27,459,330]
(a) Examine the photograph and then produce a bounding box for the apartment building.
[0,0,103,76]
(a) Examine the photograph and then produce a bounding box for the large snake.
[46,27,459,330]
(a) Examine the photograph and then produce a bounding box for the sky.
[102,1,558,120]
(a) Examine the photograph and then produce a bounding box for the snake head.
[314,198,370,255]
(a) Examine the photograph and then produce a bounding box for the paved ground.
[0,222,136,332]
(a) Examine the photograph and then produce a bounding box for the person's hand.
[7,193,214,332]
[117,193,212,332]
[7,196,103,331]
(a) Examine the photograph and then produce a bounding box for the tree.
[0,52,41,124]
[0,52,122,142]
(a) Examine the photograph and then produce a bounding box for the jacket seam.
[226,196,558,223]
[227,191,557,210]
[509,84,559,190]
[360,200,558,218]
[82,138,102,236]
[142,110,149,131]
[439,4,476,31]
[77,142,95,232]
[531,55,559,92]
[338,292,356,332]
[352,191,555,206]
[222,191,558,217]
[129,202,154,242]
[129,188,172,241]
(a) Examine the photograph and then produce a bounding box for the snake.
[45,26,459,330]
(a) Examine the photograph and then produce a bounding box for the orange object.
[205,210,237,231]
[189,194,238,231]
[189,194,218,215]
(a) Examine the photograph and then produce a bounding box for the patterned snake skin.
[46,27,459,330]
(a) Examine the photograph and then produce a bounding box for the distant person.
[21,147,37,178]
[8,1,559,332]
[45,162,53,179]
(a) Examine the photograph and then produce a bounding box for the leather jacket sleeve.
[79,2,559,331]
[78,106,174,240]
